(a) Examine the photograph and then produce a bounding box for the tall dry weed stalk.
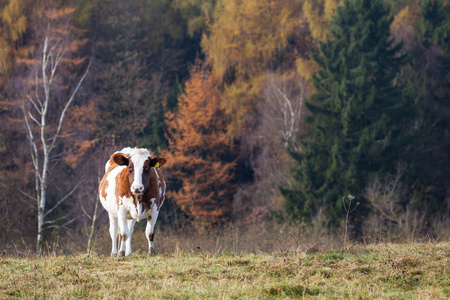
[342,194,359,249]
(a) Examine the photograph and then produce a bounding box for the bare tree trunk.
[21,10,91,253]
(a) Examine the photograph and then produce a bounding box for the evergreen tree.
[405,0,450,210]
[282,0,411,223]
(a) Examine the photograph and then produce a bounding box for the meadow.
[1,242,449,299]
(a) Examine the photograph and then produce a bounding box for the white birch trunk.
[22,21,91,253]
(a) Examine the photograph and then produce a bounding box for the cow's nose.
[132,184,144,194]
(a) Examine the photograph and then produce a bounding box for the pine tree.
[282,0,411,223]
[405,0,450,209]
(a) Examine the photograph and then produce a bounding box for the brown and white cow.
[99,147,166,256]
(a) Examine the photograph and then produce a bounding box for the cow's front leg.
[108,213,119,256]
[125,219,136,256]
[117,211,130,257]
[145,206,159,255]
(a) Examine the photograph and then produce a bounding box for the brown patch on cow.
[99,176,109,199]
[149,233,154,242]
[115,167,132,206]
[141,168,166,211]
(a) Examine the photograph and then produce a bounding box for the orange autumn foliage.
[165,63,236,224]
[62,101,98,169]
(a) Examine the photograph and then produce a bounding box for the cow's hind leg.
[145,206,159,255]
[108,213,119,256]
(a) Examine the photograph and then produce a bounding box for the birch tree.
[262,73,305,150]
[19,6,90,253]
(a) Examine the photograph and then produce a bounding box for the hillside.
[1,243,449,299]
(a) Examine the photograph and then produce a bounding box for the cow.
[99,147,166,256]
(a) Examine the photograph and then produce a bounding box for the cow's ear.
[111,153,129,166]
[150,157,166,168]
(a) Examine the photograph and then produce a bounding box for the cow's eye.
[144,167,150,173]
[129,166,134,172]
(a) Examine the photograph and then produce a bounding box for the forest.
[0,0,449,254]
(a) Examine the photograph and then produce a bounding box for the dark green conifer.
[405,0,450,210]
[282,0,411,223]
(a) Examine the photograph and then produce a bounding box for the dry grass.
[1,242,449,299]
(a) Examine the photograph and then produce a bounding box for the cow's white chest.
[136,198,156,220]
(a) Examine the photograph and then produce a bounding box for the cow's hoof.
[118,251,125,257]
[111,252,117,257]
[149,247,156,255]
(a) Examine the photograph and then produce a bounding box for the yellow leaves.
[390,5,419,48]
[303,0,340,41]
[2,0,27,42]
[296,56,319,82]
[173,0,214,37]
[391,6,418,34]
[324,0,339,19]
[203,0,301,83]
[222,73,267,137]
[202,0,306,138]
[0,0,33,77]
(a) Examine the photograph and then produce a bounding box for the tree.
[282,0,411,224]
[295,0,340,83]
[0,0,34,82]
[166,62,236,224]
[303,0,340,42]
[19,5,90,253]
[235,73,307,222]
[92,0,203,148]
[202,0,303,137]
[404,0,450,210]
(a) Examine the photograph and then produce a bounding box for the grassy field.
[1,243,449,299]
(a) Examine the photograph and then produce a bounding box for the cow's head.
[110,149,166,196]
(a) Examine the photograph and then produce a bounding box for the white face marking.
[126,148,152,194]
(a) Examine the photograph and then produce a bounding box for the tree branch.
[48,59,92,153]
[44,181,83,217]
[19,190,38,204]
